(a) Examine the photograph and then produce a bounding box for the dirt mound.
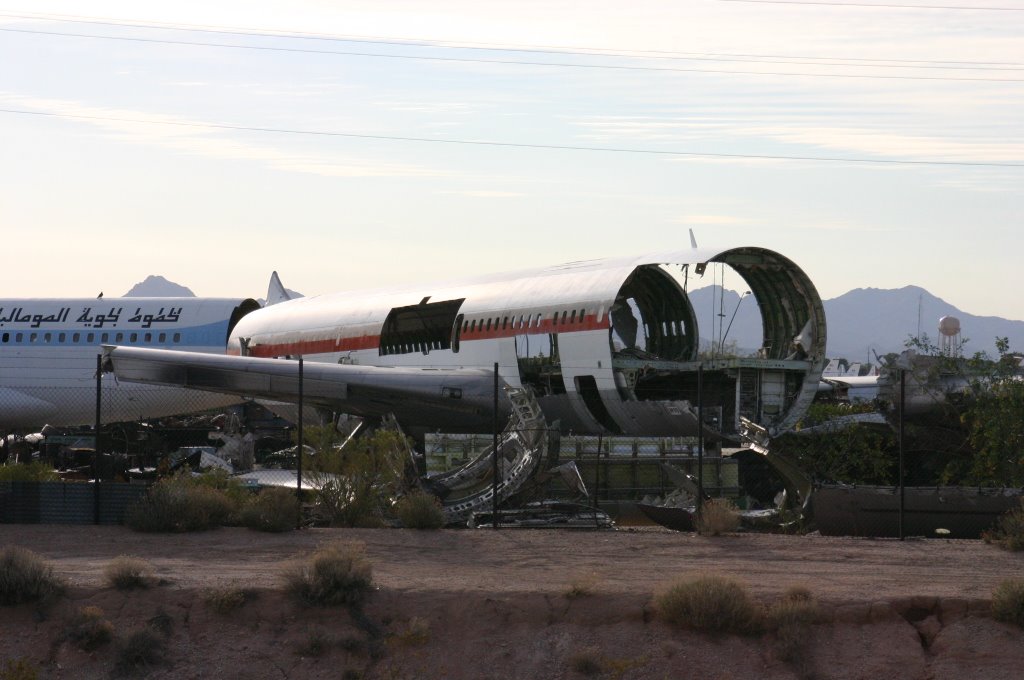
[1,526,1022,679]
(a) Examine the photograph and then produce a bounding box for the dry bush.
[295,625,331,657]
[394,491,445,529]
[984,501,1024,552]
[656,574,761,635]
[0,546,64,606]
[64,606,114,651]
[115,628,166,674]
[242,487,299,532]
[766,586,820,663]
[126,473,237,532]
[694,498,741,536]
[204,585,252,615]
[104,556,155,590]
[392,616,430,646]
[567,646,604,676]
[564,572,599,600]
[0,658,39,680]
[282,542,374,606]
[992,578,1024,628]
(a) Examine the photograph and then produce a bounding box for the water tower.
[938,315,961,356]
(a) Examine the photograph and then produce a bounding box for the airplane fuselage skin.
[227,246,828,439]
[0,297,259,429]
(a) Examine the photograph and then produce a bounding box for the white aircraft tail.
[266,271,292,307]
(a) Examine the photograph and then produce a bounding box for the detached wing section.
[101,346,502,430]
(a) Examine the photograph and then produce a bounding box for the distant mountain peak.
[123,275,195,297]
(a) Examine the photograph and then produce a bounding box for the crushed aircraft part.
[738,417,813,516]
[426,386,549,524]
[469,500,614,529]
[812,484,1024,539]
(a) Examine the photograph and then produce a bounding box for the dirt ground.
[2,524,1023,679]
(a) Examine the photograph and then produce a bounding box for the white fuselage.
[0,297,259,429]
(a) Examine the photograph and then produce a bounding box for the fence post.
[296,356,304,529]
[94,353,102,525]
[492,362,499,530]
[697,363,704,516]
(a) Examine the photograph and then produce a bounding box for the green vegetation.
[241,487,299,532]
[0,546,64,606]
[303,428,411,527]
[0,462,59,483]
[282,542,374,607]
[984,501,1024,552]
[991,578,1024,628]
[125,470,239,532]
[694,497,741,536]
[103,555,155,590]
[394,490,445,529]
[656,575,761,635]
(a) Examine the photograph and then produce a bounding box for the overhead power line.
[1,11,1021,69]
[2,107,1021,169]
[3,26,1024,83]
[721,0,1024,9]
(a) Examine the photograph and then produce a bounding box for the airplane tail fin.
[689,229,698,249]
[265,271,292,307]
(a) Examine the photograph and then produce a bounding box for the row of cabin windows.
[461,308,588,334]
[0,331,183,345]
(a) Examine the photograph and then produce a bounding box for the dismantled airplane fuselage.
[218,245,828,441]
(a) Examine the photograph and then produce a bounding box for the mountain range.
[690,285,1024,361]
[123,276,1023,362]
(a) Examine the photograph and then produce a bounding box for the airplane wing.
[101,346,504,430]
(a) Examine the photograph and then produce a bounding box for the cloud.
[0,92,448,178]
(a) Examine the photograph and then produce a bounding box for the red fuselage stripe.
[244,313,608,358]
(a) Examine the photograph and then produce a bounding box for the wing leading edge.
[101,345,505,430]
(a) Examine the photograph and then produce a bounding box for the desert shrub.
[125,472,237,532]
[394,491,445,529]
[567,647,603,676]
[991,578,1024,628]
[104,555,155,590]
[694,498,741,536]
[204,585,252,615]
[0,462,59,482]
[564,572,599,600]
[766,587,820,662]
[296,625,331,657]
[0,658,39,680]
[242,487,299,532]
[115,628,166,674]
[283,542,373,606]
[392,616,430,646]
[306,429,409,527]
[0,546,64,606]
[65,606,114,651]
[656,575,761,635]
[983,500,1024,552]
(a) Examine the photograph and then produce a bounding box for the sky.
[1,1,1022,321]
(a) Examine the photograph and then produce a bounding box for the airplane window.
[517,314,524,328]
[561,311,568,324]
[72,333,80,342]
[463,320,469,332]
[552,312,558,326]
[486,319,491,331]
[58,333,66,342]
[144,333,152,343]
[580,308,585,321]
[87,333,94,343]
[173,333,181,343]
[16,333,23,342]
[570,310,577,323]
[502,317,507,330]
[44,333,52,343]
[535,313,542,327]
[30,333,38,342]
[130,333,138,343]
[101,333,109,343]
[1,332,7,343]
[115,333,124,342]
[159,333,166,342]
[470,320,476,332]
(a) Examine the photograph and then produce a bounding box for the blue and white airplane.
[0,295,260,429]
